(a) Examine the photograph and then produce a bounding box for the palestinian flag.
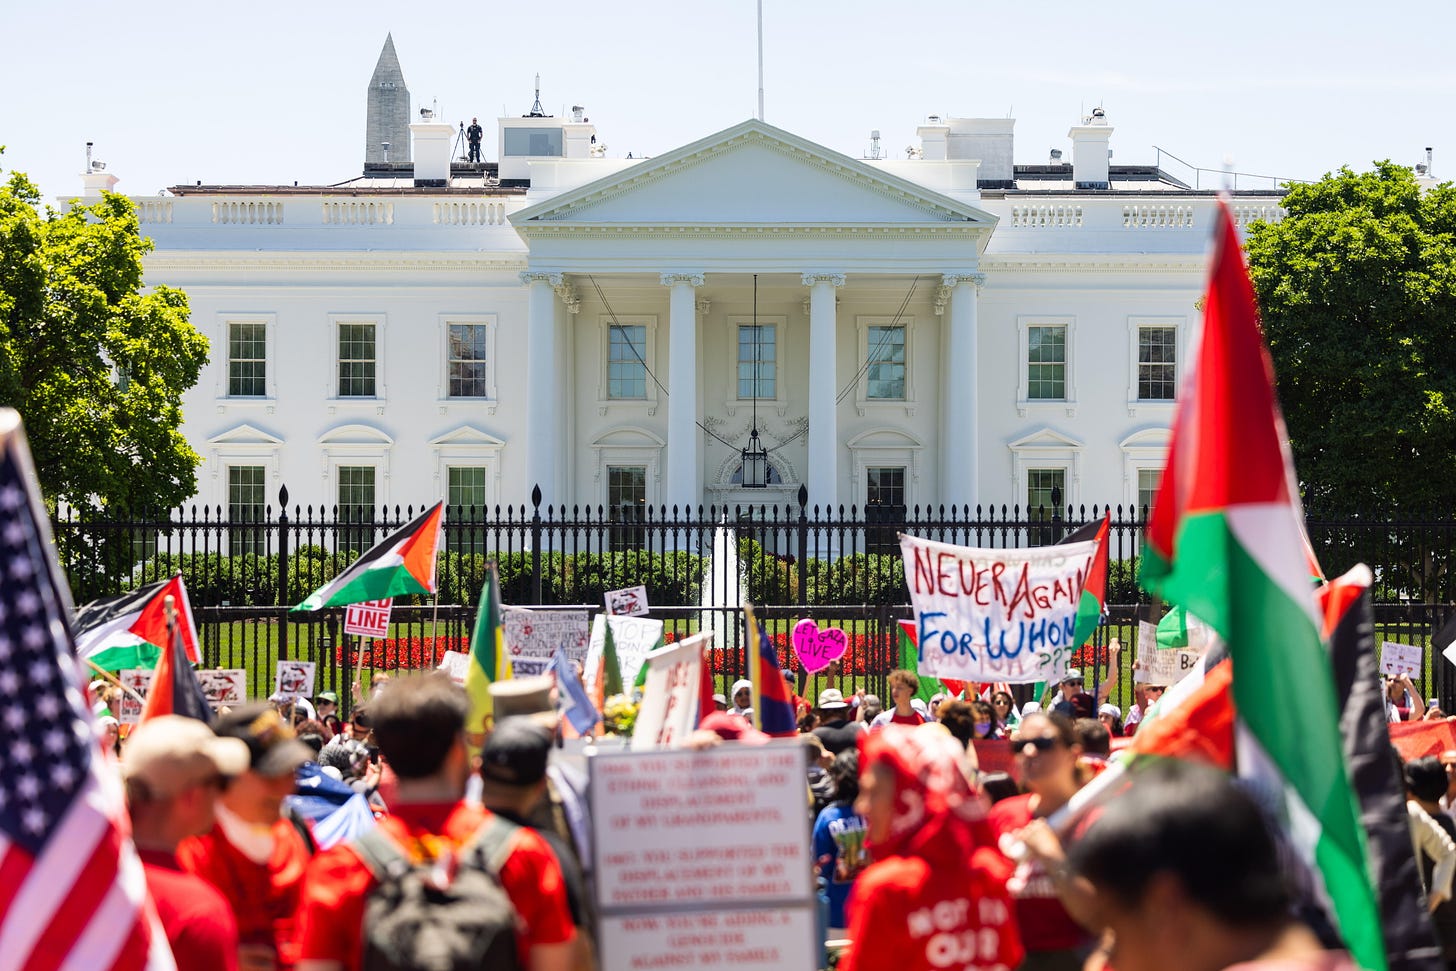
[293,502,443,611]
[139,601,212,724]
[74,575,200,672]
[896,620,966,700]
[464,561,513,735]
[1139,201,1384,971]
[1058,512,1110,650]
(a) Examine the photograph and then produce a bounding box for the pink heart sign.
[792,618,849,674]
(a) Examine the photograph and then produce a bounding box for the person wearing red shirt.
[839,722,1022,971]
[295,673,575,971]
[988,711,1092,971]
[177,703,317,971]
[870,669,930,730]
[124,715,252,971]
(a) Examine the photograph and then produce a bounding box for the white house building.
[84,38,1288,527]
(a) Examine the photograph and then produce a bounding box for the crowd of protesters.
[93,644,1447,971]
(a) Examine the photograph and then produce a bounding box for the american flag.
[0,413,174,971]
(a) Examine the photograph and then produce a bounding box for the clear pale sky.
[3,0,1452,201]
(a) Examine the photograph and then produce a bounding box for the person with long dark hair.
[813,750,868,939]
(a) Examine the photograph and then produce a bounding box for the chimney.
[410,108,455,186]
[80,144,118,197]
[1068,107,1112,190]
[944,117,1015,187]
[917,115,950,160]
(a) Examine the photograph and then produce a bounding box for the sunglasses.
[1011,735,1063,755]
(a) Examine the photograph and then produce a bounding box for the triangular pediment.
[208,423,283,447]
[429,425,506,449]
[513,119,998,230]
[1008,427,1083,450]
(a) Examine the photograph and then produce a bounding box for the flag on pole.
[464,562,513,735]
[895,620,967,701]
[1059,512,1110,650]
[745,606,797,737]
[73,575,200,671]
[553,648,602,737]
[1139,200,1385,971]
[138,600,212,725]
[600,616,625,699]
[0,410,175,970]
[292,502,444,611]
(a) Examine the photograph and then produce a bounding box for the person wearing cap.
[178,702,319,971]
[1097,703,1125,737]
[1050,640,1121,719]
[711,693,728,712]
[126,715,251,971]
[478,716,597,971]
[314,692,342,739]
[813,688,862,755]
[729,678,754,721]
[296,673,575,971]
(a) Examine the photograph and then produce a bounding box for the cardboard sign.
[1381,641,1423,680]
[437,649,471,686]
[344,598,393,637]
[632,632,712,751]
[605,585,650,617]
[117,669,154,724]
[274,660,317,700]
[585,614,665,692]
[589,740,816,971]
[196,669,247,708]
[900,533,1098,684]
[792,618,848,674]
[1135,621,1201,685]
[504,608,590,678]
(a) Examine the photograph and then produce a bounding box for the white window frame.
[1120,428,1171,512]
[589,427,664,508]
[855,315,917,417]
[438,314,499,414]
[1126,316,1184,416]
[846,428,924,510]
[1016,315,1077,418]
[596,315,659,416]
[329,313,386,407]
[205,423,282,509]
[1008,427,1083,509]
[317,424,393,506]
[215,313,277,410]
[226,464,270,556]
[430,425,506,510]
[725,315,789,417]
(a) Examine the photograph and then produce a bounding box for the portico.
[511,119,996,514]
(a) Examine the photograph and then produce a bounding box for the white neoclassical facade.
[89,92,1288,524]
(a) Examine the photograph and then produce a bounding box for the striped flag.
[73,576,200,672]
[1139,201,1385,971]
[1059,512,1110,650]
[0,410,175,971]
[464,562,513,735]
[292,502,443,611]
[137,601,211,725]
[745,606,797,737]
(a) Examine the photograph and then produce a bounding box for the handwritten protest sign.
[117,669,154,724]
[344,598,392,638]
[1380,641,1423,680]
[900,534,1097,684]
[274,660,317,700]
[1135,621,1201,686]
[792,618,848,674]
[196,669,246,709]
[589,740,816,971]
[504,608,590,678]
[585,614,665,691]
[436,649,471,686]
[632,632,712,751]
[605,585,649,617]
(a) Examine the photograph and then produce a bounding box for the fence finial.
[278,484,289,508]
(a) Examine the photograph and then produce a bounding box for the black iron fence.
[52,485,1456,712]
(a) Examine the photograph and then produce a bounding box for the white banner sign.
[589,740,816,971]
[604,585,650,617]
[196,669,247,708]
[505,608,590,678]
[585,614,665,692]
[900,534,1098,683]
[274,660,317,700]
[117,669,154,724]
[632,632,711,751]
[344,598,393,637]
[1135,621,1202,686]
[1381,641,1423,679]
[437,649,471,686]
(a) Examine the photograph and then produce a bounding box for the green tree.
[0,158,208,514]
[1246,162,1456,516]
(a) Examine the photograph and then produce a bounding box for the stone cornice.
[145,254,526,273]
[980,255,1204,274]
[514,223,986,240]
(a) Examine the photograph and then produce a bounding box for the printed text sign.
[1135,621,1201,686]
[585,614,665,691]
[632,632,711,751]
[900,534,1097,683]
[344,598,393,637]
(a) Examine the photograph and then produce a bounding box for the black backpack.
[353,815,523,971]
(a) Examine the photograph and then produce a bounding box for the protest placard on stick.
[504,608,590,677]
[585,614,664,690]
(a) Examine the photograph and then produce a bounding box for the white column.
[662,272,705,512]
[940,272,983,511]
[521,271,561,507]
[803,273,844,512]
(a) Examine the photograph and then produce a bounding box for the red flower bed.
[662,630,888,678]
[334,636,467,669]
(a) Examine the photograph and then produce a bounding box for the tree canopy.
[0,158,208,513]
[1246,161,1456,516]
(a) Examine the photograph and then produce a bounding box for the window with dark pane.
[607,465,647,550]
[866,325,905,400]
[448,466,488,554]
[338,323,377,397]
[608,325,647,399]
[337,466,376,552]
[447,323,490,398]
[228,465,266,555]
[1137,326,1176,401]
[228,322,267,397]
[1027,326,1066,400]
[737,323,776,399]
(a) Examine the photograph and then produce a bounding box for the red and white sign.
[632,631,711,751]
[344,598,393,638]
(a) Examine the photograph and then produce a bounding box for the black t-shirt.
[813,718,860,755]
